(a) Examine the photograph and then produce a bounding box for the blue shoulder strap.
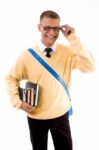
[28,48,73,116]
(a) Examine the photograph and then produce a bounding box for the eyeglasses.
[40,24,60,32]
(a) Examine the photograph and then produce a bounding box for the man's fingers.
[60,24,75,36]
[20,102,35,113]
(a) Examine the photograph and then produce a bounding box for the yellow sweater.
[6,34,95,119]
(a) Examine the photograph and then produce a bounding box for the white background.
[0,0,99,150]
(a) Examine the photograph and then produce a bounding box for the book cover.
[19,81,39,106]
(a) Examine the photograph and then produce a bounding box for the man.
[6,10,95,150]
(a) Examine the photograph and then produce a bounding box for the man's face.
[38,17,60,47]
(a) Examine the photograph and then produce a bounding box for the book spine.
[22,89,26,102]
[30,88,34,106]
[35,85,39,106]
[27,88,31,105]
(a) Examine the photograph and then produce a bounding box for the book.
[19,81,39,106]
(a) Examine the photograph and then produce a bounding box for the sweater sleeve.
[67,33,95,72]
[5,52,27,109]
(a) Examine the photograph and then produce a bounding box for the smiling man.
[6,10,95,150]
[38,15,60,47]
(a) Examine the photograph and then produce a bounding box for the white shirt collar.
[38,40,57,53]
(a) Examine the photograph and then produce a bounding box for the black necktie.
[45,48,52,58]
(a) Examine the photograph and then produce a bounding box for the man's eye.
[44,27,51,31]
[53,27,60,31]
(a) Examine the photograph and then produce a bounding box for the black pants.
[27,113,72,150]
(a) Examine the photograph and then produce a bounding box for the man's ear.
[38,24,41,31]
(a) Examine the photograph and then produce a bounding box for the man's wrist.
[15,100,23,109]
[66,33,80,44]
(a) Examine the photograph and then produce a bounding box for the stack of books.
[19,81,39,106]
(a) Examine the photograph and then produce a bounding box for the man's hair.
[40,10,60,21]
